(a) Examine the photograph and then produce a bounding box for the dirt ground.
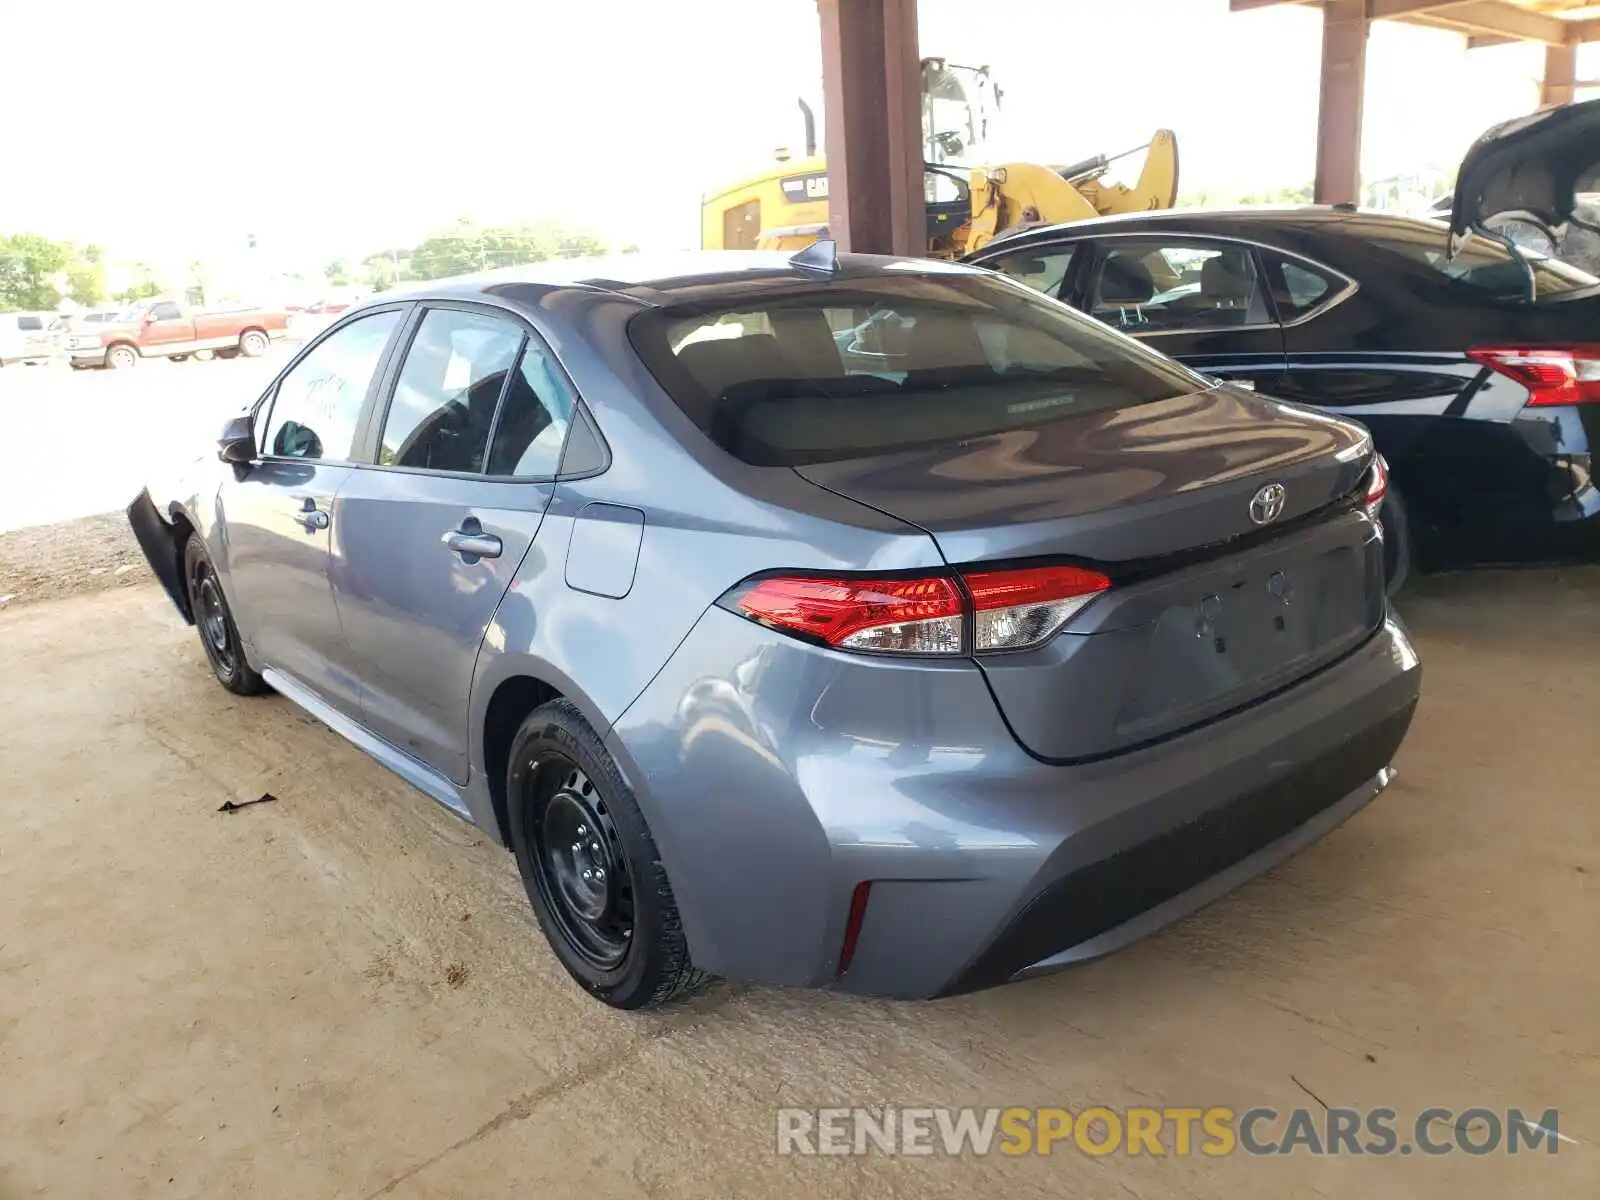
[0,512,153,607]
[1,569,1597,1198]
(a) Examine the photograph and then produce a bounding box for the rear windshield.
[1359,218,1598,300]
[627,272,1203,465]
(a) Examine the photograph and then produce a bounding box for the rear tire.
[183,533,267,696]
[238,330,268,357]
[507,700,711,1010]
[1381,486,1414,597]
[106,344,137,370]
[216,347,241,360]
[169,354,190,362]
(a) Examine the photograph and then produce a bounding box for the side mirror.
[217,414,256,464]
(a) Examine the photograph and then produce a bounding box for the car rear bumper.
[608,605,1422,1000]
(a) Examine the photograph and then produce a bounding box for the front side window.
[263,309,401,461]
[379,308,522,472]
[628,272,1204,466]
[982,245,1076,299]
[150,301,182,321]
[1086,241,1271,333]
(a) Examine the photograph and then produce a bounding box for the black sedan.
[967,128,1600,589]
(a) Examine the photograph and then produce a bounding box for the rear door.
[221,306,408,713]
[331,303,573,783]
[1066,236,1289,388]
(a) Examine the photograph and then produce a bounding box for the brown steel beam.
[1401,1,1569,44]
[1228,0,1314,10]
[1569,18,1600,45]
[1542,42,1578,106]
[1466,32,1517,48]
[1367,0,1466,17]
[1314,0,1369,206]
[817,0,923,256]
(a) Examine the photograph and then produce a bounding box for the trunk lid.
[796,385,1386,760]
[1450,97,1600,245]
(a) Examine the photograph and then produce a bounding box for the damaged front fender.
[126,489,192,623]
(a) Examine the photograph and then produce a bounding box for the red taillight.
[1363,453,1389,516]
[1467,346,1600,407]
[726,564,1110,656]
[964,565,1111,652]
[734,575,964,654]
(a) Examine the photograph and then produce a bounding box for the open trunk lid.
[796,385,1386,760]
[1450,97,1600,245]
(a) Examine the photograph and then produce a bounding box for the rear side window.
[17,315,43,331]
[628,272,1202,466]
[1086,241,1271,333]
[263,309,401,461]
[379,308,522,472]
[1259,253,1342,322]
[486,340,576,478]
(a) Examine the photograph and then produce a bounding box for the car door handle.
[441,527,502,560]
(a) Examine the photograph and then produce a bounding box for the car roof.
[378,250,990,308]
[978,205,1448,251]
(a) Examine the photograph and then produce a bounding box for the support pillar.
[818,0,924,255]
[1542,43,1577,109]
[1313,0,1369,206]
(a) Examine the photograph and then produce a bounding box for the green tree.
[362,250,409,292]
[0,232,72,310]
[66,244,106,307]
[406,218,612,281]
[325,258,350,287]
[115,263,164,303]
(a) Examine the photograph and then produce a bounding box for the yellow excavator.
[702,58,1179,258]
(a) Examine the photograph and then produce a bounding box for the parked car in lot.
[0,311,59,366]
[969,100,1600,590]
[65,299,290,369]
[129,248,1420,1009]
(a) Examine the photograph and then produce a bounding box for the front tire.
[508,700,710,1010]
[106,344,137,370]
[183,533,267,696]
[238,330,268,357]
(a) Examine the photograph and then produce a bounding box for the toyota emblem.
[1249,483,1287,526]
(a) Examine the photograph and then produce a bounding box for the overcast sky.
[0,0,1576,271]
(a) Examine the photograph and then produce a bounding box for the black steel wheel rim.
[527,755,633,970]
[195,566,235,675]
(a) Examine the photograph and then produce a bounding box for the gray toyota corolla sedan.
[128,246,1421,1009]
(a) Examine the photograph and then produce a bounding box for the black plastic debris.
[218,792,277,814]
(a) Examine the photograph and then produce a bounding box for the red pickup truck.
[66,299,291,369]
